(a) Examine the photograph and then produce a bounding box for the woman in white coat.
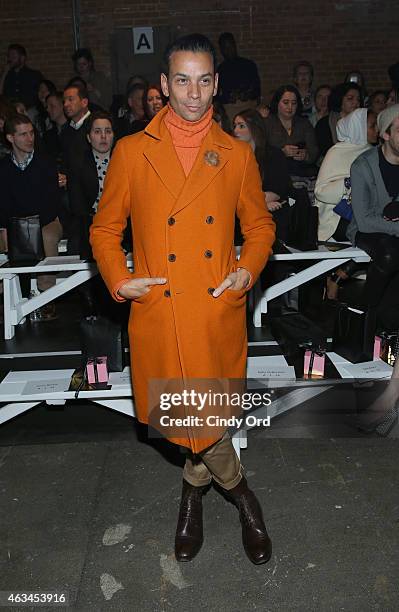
[315,108,378,298]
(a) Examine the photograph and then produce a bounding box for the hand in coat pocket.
[212,268,251,297]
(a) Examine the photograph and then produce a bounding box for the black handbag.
[79,315,126,372]
[332,305,374,363]
[7,215,44,263]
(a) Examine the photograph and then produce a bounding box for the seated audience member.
[264,85,318,181]
[217,32,261,126]
[233,108,292,241]
[143,84,166,120]
[65,77,103,112]
[10,97,45,152]
[68,111,115,314]
[309,85,331,127]
[368,90,387,116]
[35,79,57,134]
[68,110,114,257]
[0,114,62,318]
[71,48,112,110]
[315,108,378,299]
[0,44,43,110]
[347,105,399,314]
[345,70,368,103]
[234,109,292,208]
[113,75,148,120]
[60,82,91,171]
[386,87,399,107]
[115,83,146,138]
[316,82,363,158]
[292,61,314,117]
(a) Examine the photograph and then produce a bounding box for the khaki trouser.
[37,217,63,292]
[183,432,243,490]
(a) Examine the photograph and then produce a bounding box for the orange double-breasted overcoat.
[90,106,275,453]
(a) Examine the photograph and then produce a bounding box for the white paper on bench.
[247,356,296,388]
[327,352,392,379]
[2,369,75,383]
[336,360,392,380]
[22,379,72,395]
[247,355,295,378]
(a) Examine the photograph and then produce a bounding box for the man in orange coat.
[90,34,275,565]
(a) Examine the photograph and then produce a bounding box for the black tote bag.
[7,215,44,263]
[332,305,374,363]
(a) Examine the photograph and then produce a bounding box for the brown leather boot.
[175,479,209,562]
[227,476,272,565]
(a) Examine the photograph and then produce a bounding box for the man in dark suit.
[60,82,91,172]
[60,81,92,256]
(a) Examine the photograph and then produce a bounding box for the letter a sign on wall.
[133,27,154,54]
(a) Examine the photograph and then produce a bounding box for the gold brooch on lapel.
[204,150,220,167]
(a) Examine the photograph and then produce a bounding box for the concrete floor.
[0,399,398,612]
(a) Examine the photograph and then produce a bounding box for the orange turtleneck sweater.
[164,104,214,176]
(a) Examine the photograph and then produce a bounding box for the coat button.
[168,254,176,262]
[208,287,215,295]
[204,250,213,258]
[164,290,171,297]
[168,217,175,226]
[206,216,214,224]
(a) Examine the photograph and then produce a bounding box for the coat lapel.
[143,129,186,200]
[143,107,185,200]
[169,123,232,217]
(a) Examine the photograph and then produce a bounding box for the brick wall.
[1,0,398,101]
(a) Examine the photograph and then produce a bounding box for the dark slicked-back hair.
[4,113,33,140]
[64,80,89,101]
[163,33,217,75]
